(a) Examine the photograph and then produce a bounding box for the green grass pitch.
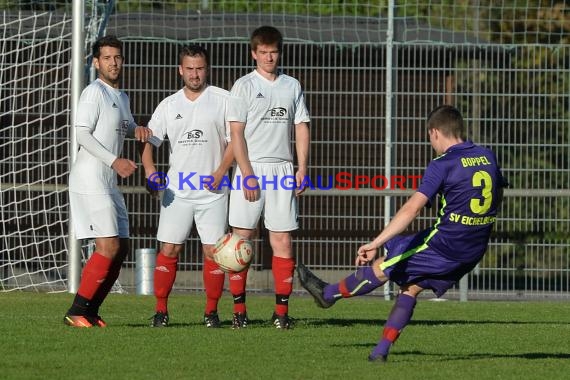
[1,292,569,379]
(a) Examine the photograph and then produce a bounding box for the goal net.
[1,3,113,292]
[1,10,72,291]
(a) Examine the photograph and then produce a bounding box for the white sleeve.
[76,126,117,167]
[294,83,311,124]
[224,98,231,142]
[227,81,248,123]
[126,119,138,138]
[225,120,231,143]
[75,98,99,132]
[146,101,167,147]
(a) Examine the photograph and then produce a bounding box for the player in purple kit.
[297,105,507,361]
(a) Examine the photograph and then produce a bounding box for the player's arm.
[140,141,157,179]
[356,191,429,265]
[75,126,136,178]
[140,140,164,198]
[294,121,310,196]
[125,105,152,142]
[230,121,259,202]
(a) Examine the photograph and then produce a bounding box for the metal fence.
[1,4,569,299]
[111,16,569,299]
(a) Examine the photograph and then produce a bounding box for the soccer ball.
[212,233,254,273]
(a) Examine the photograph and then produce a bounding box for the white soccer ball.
[212,233,254,273]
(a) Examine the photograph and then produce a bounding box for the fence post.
[383,0,396,302]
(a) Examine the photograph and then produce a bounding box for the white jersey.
[147,85,230,203]
[227,70,310,163]
[69,79,137,194]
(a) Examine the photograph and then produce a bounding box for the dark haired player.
[141,44,234,328]
[298,105,507,360]
[65,35,152,327]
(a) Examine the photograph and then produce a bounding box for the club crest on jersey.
[116,120,130,135]
[178,129,207,146]
[268,107,286,117]
[261,107,288,123]
[185,130,203,139]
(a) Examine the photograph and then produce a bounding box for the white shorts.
[229,161,298,232]
[157,189,228,245]
[69,190,129,239]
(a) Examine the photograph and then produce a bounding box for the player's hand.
[145,175,164,199]
[204,169,225,192]
[134,126,153,142]
[112,158,137,178]
[295,168,308,196]
[243,176,260,202]
[355,242,379,266]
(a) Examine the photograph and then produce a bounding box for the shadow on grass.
[388,350,570,361]
[331,346,570,361]
[298,317,567,327]
[124,317,277,328]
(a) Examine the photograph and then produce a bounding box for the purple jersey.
[416,140,502,263]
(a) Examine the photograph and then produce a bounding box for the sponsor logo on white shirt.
[177,129,207,146]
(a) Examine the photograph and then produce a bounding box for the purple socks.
[323,266,385,302]
[369,293,417,360]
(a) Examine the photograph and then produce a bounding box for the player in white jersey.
[141,45,234,328]
[227,26,311,329]
[64,35,153,328]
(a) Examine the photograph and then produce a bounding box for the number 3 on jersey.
[470,170,493,215]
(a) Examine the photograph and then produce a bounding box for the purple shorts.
[380,230,479,297]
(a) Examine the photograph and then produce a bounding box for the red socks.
[77,252,112,300]
[149,254,295,317]
[153,253,178,313]
[203,258,225,314]
[91,249,127,313]
[272,256,295,315]
[229,269,248,314]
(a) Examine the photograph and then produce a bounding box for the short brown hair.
[92,35,122,58]
[179,44,209,66]
[250,26,283,52]
[426,105,464,138]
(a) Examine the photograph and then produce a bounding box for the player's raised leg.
[297,262,387,309]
